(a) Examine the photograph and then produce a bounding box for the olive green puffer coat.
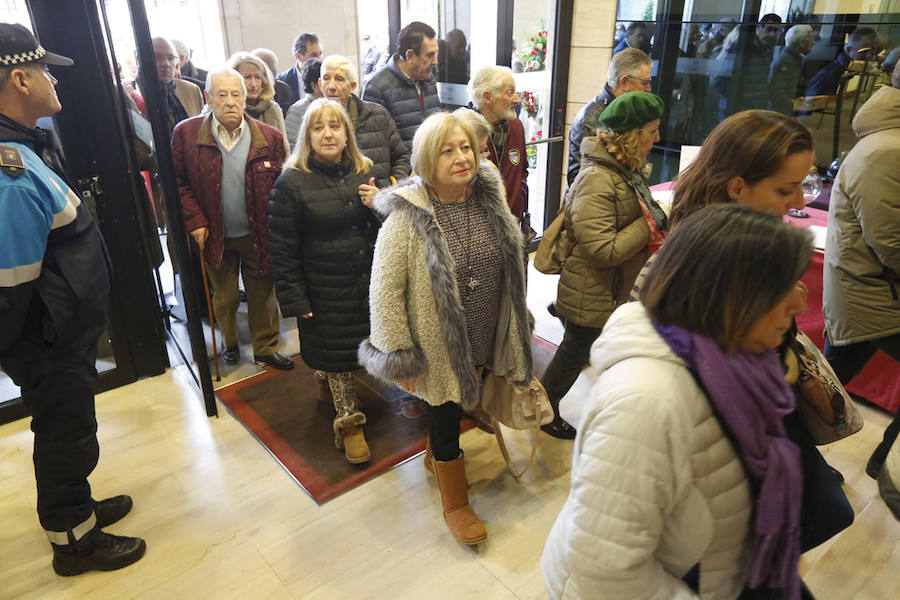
[555,137,650,328]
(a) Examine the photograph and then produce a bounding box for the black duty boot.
[52,528,146,576]
[94,495,133,528]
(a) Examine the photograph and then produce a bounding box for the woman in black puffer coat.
[268,98,380,465]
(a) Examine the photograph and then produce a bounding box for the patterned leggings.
[320,371,366,447]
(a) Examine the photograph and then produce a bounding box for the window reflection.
[613,4,898,179]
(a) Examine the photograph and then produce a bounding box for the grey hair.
[250,48,279,75]
[607,47,652,90]
[641,204,813,351]
[320,54,357,86]
[452,107,492,141]
[205,67,247,95]
[171,39,190,60]
[785,25,813,49]
[468,65,513,110]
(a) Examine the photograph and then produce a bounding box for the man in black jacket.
[362,21,441,148]
[319,54,409,187]
[566,48,652,186]
[0,23,145,575]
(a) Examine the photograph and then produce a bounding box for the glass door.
[0,0,218,422]
[360,0,572,232]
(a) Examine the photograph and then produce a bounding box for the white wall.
[219,0,362,74]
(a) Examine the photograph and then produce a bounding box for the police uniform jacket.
[0,113,111,357]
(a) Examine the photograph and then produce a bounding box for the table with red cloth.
[650,182,899,413]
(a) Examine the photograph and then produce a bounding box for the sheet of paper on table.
[809,224,827,251]
[651,188,674,216]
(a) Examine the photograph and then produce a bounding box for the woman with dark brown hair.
[669,109,813,226]
[543,205,813,599]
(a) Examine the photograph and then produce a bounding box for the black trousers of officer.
[1,295,101,539]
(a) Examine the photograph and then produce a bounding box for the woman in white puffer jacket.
[542,205,813,600]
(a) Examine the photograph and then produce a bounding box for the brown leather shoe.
[341,425,371,464]
[433,452,487,545]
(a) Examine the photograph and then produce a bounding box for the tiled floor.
[1,265,899,599]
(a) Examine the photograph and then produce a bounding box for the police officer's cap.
[0,23,73,68]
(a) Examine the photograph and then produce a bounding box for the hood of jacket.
[590,302,685,376]
[852,85,900,138]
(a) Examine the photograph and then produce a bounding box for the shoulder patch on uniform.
[0,144,25,178]
[508,148,521,166]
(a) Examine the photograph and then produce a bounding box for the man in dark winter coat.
[469,65,528,220]
[713,14,782,119]
[172,68,292,370]
[805,27,879,97]
[567,48,652,186]
[768,24,814,115]
[362,21,440,148]
[319,54,409,187]
[0,23,145,576]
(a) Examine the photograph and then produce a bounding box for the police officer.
[0,23,145,575]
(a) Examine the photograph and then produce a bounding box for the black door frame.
[0,0,217,423]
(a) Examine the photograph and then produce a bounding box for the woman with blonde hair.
[227,51,289,152]
[268,99,379,464]
[451,107,492,161]
[541,91,667,439]
[360,111,532,545]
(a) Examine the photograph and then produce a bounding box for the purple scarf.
[654,322,802,600]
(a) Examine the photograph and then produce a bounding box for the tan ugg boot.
[424,436,434,474]
[341,425,371,464]
[433,453,487,545]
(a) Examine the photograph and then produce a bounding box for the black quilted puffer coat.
[268,155,380,372]
[348,94,410,188]
[361,55,440,148]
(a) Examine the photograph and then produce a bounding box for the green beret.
[598,91,665,132]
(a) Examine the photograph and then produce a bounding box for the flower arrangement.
[526,130,542,168]
[521,91,538,119]
[522,29,548,72]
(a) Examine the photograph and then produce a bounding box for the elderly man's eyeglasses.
[627,75,652,87]
[155,54,178,64]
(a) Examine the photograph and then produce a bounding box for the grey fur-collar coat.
[358,164,533,410]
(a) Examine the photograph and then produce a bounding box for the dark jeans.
[540,321,603,413]
[825,333,900,466]
[426,401,464,462]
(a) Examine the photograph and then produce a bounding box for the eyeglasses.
[628,75,652,87]
[155,54,178,64]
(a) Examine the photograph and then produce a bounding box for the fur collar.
[373,164,532,409]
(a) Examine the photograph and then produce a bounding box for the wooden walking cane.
[199,254,221,382]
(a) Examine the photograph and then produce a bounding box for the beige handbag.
[480,373,553,478]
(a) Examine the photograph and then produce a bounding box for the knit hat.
[598,91,665,132]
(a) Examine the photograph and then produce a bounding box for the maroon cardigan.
[172,114,286,273]
[487,116,529,220]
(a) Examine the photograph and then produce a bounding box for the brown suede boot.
[424,436,434,474]
[341,425,371,464]
[433,453,487,545]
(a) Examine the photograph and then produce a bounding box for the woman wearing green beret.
[541,91,668,439]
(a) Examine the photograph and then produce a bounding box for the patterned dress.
[431,194,504,367]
